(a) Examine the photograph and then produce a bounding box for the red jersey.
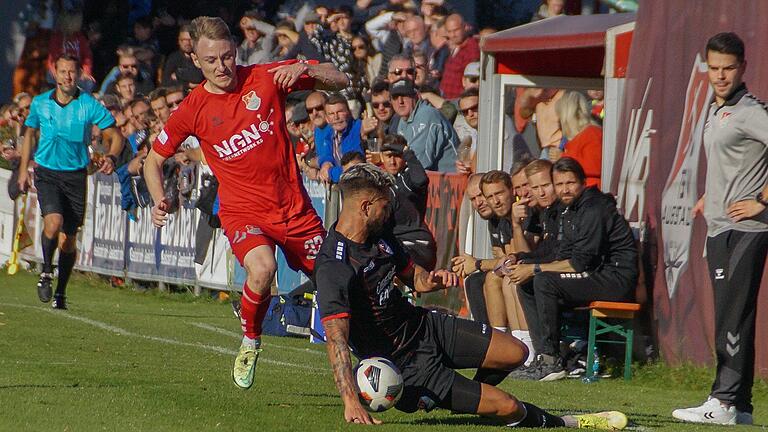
[153,60,316,223]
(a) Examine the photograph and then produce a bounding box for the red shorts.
[221,208,326,275]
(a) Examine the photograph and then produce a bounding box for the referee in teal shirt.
[18,54,123,309]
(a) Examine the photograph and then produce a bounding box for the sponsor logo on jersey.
[335,241,345,260]
[362,260,376,273]
[242,90,262,111]
[377,240,393,255]
[245,225,263,235]
[158,130,168,144]
[213,123,265,160]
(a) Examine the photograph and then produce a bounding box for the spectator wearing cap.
[380,134,437,270]
[420,60,480,123]
[392,79,458,172]
[161,25,197,88]
[440,13,480,100]
[237,11,276,65]
[317,95,364,183]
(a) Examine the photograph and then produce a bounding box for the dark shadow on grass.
[391,415,500,427]
[0,383,121,390]
[109,311,225,319]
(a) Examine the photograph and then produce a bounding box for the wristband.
[533,264,542,274]
[107,154,117,165]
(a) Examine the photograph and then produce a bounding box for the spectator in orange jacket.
[556,90,602,189]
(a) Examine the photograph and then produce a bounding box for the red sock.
[240,282,272,339]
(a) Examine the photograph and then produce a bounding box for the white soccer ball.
[354,357,404,412]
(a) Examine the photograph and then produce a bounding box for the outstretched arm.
[268,62,349,91]
[324,318,381,425]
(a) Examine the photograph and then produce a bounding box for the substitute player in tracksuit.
[315,163,628,429]
[673,32,768,426]
[144,16,348,389]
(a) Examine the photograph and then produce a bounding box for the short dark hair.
[129,97,150,110]
[371,80,390,96]
[55,53,81,70]
[510,154,534,177]
[179,24,192,35]
[706,32,745,63]
[480,170,512,190]
[324,94,349,109]
[552,157,586,183]
[459,87,479,100]
[341,151,365,166]
[339,163,395,200]
[148,87,167,102]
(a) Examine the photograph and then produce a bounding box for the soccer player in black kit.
[314,163,628,429]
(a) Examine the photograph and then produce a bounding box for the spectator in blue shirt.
[317,94,364,183]
[18,54,124,310]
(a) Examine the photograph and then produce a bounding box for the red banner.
[611,0,768,373]
[421,171,468,314]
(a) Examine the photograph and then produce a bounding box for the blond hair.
[555,90,593,140]
[189,16,233,48]
[524,159,553,178]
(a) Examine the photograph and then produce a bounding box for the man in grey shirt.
[673,32,768,426]
[392,79,458,172]
[236,12,275,66]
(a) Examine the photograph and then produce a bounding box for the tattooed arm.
[307,62,349,91]
[324,318,382,425]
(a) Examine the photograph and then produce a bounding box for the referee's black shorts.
[393,311,492,413]
[35,165,87,235]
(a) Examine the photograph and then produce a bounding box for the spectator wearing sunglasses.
[99,46,155,97]
[351,35,382,88]
[360,80,398,150]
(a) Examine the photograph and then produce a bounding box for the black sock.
[55,251,76,296]
[40,234,57,273]
[472,368,511,386]
[512,402,565,428]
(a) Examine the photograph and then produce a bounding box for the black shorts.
[35,166,87,234]
[393,311,492,413]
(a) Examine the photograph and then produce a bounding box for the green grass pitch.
[0,270,766,431]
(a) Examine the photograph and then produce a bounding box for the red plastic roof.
[481,13,636,53]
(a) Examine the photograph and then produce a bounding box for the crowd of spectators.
[1,0,628,379]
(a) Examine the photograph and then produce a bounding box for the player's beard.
[367,217,387,238]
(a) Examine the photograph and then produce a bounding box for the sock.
[472,368,512,386]
[55,251,76,296]
[241,335,260,349]
[493,326,507,333]
[508,402,565,428]
[239,282,272,340]
[40,234,57,273]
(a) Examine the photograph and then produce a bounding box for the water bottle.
[582,348,600,383]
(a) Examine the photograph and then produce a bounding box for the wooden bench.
[580,301,641,381]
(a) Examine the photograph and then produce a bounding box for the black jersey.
[315,225,427,358]
[517,203,563,264]
[390,150,434,244]
[488,216,512,249]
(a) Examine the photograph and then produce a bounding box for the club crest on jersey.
[242,90,262,111]
[377,240,393,255]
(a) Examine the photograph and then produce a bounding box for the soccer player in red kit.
[143,16,348,389]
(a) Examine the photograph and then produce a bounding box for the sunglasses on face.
[465,76,479,83]
[372,102,392,109]
[307,105,324,113]
[120,64,138,69]
[353,44,366,50]
[167,99,183,107]
[390,68,415,76]
[460,104,478,116]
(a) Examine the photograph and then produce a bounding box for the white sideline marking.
[189,322,325,356]
[0,303,324,372]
